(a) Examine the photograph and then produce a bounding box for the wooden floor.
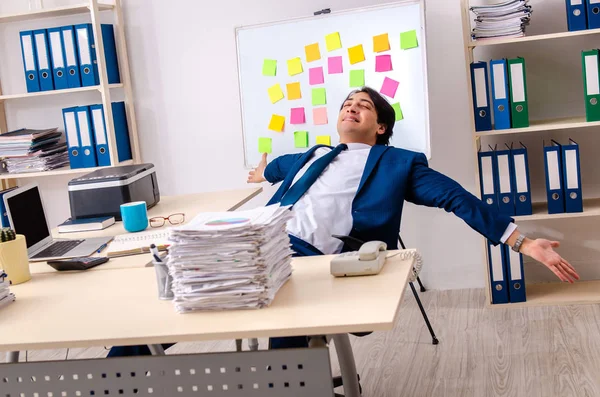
[3,287,600,397]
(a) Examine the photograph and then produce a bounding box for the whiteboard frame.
[234,0,431,169]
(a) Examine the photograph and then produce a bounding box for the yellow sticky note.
[325,32,342,52]
[305,43,321,62]
[286,82,302,100]
[373,33,390,53]
[287,57,303,76]
[348,44,365,65]
[268,114,285,132]
[316,135,331,145]
[267,83,284,104]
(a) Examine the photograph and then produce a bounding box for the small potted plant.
[0,227,30,284]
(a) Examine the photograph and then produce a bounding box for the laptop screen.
[6,186,50,248]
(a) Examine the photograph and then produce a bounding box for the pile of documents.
[166,204,294,312]
[0,128,69,173]
[470,0,532,40]
[0,271,15,310]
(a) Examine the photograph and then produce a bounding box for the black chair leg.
[416,276,427,292]
[409,281,438,345]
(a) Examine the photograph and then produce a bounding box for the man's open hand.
[520,238,579,283]
[247,153,267,183]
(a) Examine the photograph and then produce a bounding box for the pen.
[96,243,108,253]
[149,243,162,263]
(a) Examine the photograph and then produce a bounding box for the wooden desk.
[30,187,263,275]
[2,252,414,351]
[51,187,263,240]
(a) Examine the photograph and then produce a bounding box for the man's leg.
[107,344,174,357]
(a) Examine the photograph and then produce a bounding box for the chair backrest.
[1,347,334,397]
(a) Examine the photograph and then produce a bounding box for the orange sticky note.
[325,32,342,51]
[287,57,303,76]
[305,43,321,62]
[287,82,302,100]
[316,135,331,145]
[267,83,284,104]
[348,44,365,65]
[373,33,390,53]
[268,114,285,132]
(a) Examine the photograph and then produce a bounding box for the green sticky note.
[349,69,365,87]
[294,131,309,148]
[400,30,418,50]
[392,103,404,121]
[262,59,277,76]
[258,137,272,153]
[312,88,327,106]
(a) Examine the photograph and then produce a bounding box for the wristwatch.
[512,234,526,253]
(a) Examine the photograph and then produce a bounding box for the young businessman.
[248,86,579,282]
[248,87,579,349]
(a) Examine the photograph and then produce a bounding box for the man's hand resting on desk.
[247,153,267,183]
[508,231,580,283]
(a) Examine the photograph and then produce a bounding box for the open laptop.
[4,183,112,262]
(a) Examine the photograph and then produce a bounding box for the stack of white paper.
[0,271,15,310]
[470,0,532,40]
[166,204,294,313]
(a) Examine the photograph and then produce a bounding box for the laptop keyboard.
[32,240,84,259]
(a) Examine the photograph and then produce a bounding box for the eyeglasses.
[149,213,185,228]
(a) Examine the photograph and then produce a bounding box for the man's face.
[337,92,385,145]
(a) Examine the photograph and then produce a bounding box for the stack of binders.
[543,139,583,214]
[565,0,600,31]
[62,102,132,169]
[478,143,533,217]
[19,24,120,93]
[486,240,526,304]
[479,143,531,304]
[470,57,529,132]
[582,49,600,122]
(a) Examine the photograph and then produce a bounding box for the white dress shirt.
[282,144,517,254]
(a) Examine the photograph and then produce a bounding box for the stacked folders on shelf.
[62,102,132,169]
[0,270,15,310]
[19,24,120,93]
[166,204,294,312]
[478,143,531,304]
[565,0,600,31]
[470,57,529,132]
[469,0,532,40]
[0,128,70,173]
[543,139,583,214]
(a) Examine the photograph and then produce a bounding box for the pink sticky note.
[313,107,328,125]
[375,55,392,72]
[290,107,306,124]
[309,66,324,85]
[380,77,399,98]
[328,56,343,74]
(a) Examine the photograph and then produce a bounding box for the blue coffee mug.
[121,201,148,233]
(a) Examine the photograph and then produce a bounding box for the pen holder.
[0,234,31,285]
[153,260,173,300]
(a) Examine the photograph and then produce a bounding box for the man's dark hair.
[340,86,395,145]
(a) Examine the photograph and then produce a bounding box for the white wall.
[0,0,597,290]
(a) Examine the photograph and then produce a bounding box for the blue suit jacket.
[265,144,513,251]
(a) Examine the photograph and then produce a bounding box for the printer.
[68,163,160,220]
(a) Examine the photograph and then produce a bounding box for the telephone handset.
[330,241,388,277]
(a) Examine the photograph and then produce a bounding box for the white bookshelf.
[461,0,600,307]
[0,0,141,189]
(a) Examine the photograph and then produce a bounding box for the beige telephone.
[330,241,388,277]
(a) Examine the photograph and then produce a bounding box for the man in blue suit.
[247,87,579,347]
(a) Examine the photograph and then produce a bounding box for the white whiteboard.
[236,0,430,168]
